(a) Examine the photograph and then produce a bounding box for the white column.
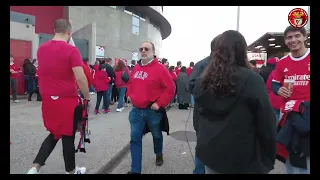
[236,6,240,31]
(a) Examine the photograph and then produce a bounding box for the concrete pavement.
[112,106,286,174]
[10,94,131,174]
[10,96,286,174]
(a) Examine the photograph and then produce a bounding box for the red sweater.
[114,67,131,88]
[186,67,193,77]
[10,63,18,79]
[126,59,175,108]
[170,71,178,82]
[93,70,110,92]
[266,70,285,110]
[83,62,93,87]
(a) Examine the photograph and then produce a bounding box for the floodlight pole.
[236,6,240,31]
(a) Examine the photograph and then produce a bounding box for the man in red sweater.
[175,61,182,75]
[126,41,175,174]
[10,54,19,103]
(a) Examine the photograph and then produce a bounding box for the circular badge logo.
[288,8,308,28]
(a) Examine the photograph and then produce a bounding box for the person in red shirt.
[186,62,194,77]
[168,66,178,105]
[79,58,94,97]
[126,41,175,174]
[93,64,110,114]
[175,61,182,75]
[114,60,131,112]
[27,19,89,174]
[271,26,310,174]
[10,54,19,103]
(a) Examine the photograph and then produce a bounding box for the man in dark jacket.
[188,35,220,174]
[102,58,115,112]
[260,57,278,83]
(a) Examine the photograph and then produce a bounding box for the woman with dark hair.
[114,60,131,112]
[29,59,42,101]
[176,66,190,109]
[193,30,276,174]
[23,58,36,100]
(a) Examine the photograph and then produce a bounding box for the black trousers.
[95,91,106,110]
[112,84,118,102]
[33,105,82,172]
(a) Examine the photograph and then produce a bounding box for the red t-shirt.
[37,40,84,98]
[10,63,18,79]
[273,49,310,101]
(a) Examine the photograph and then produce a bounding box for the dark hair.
[284,26,307,38]
[180,66,187,73]
[131,60,136,65]
[202,30,249,96]
[161,58,168,64]
[169,66,175,72]
[249,60,256,66]
[177,61,182,66]
[54,19,71,34]
[89,65,94,69]
[32,58,37,64]
[99,60,106,65]
[211,35,221,52]
[23,58,31,65]
[83,58,89,63]
[115,60,126,71]
[99,64,105,70]
[105,58,112,63]
[190,62,194,67]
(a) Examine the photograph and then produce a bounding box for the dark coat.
[194,67,276,174]
[142,107,169,136]
[276,101,310,169]
[177,72,190,104]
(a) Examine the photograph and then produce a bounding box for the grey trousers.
[10,78,18,100]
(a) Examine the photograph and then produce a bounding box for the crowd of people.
[9,18,309,174]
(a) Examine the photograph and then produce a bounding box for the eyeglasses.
[139,47,149,52]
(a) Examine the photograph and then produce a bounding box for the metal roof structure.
[248,31,310,57]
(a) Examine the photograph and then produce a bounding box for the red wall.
[10,6,64,34]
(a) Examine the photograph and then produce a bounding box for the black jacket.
[23,63,36,76]
[194,67,276,174]
[188,56,210,132]
[259,64,275,83]
[143,107,169,136]
[103,63,115,84]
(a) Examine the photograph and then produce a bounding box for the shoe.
[116,108,124,112]
[127,171,140,174]
[27,167,39,174]
[13,100,20,103]
[66,167,86,174]
[103,109,110,113]
[155,154,163,166]
[94,110,99,114]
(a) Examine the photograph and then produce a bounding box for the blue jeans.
[103,83,113,110]
[129,107,163,173]
[285,157,310,174]
[190,95,194,105]
[89,85,95,92]
[193,155,205,174]
[25,75,35,94]
[274,109,280,122]
[117,87,126,109]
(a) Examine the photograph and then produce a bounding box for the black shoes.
[156,154,163,166]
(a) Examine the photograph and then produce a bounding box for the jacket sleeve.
[248,74,277,167]
[106,65,115,79]
[156,66,176,108]
[189,61,203,95]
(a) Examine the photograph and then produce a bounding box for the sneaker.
[103,109,110,113]
[66,166,86,174]
[94,110,99,114]
[89,92,95,95]
[13,100,20,103]
[27,167,39,174]
[116,107,124,112]
[155,154,163,166]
